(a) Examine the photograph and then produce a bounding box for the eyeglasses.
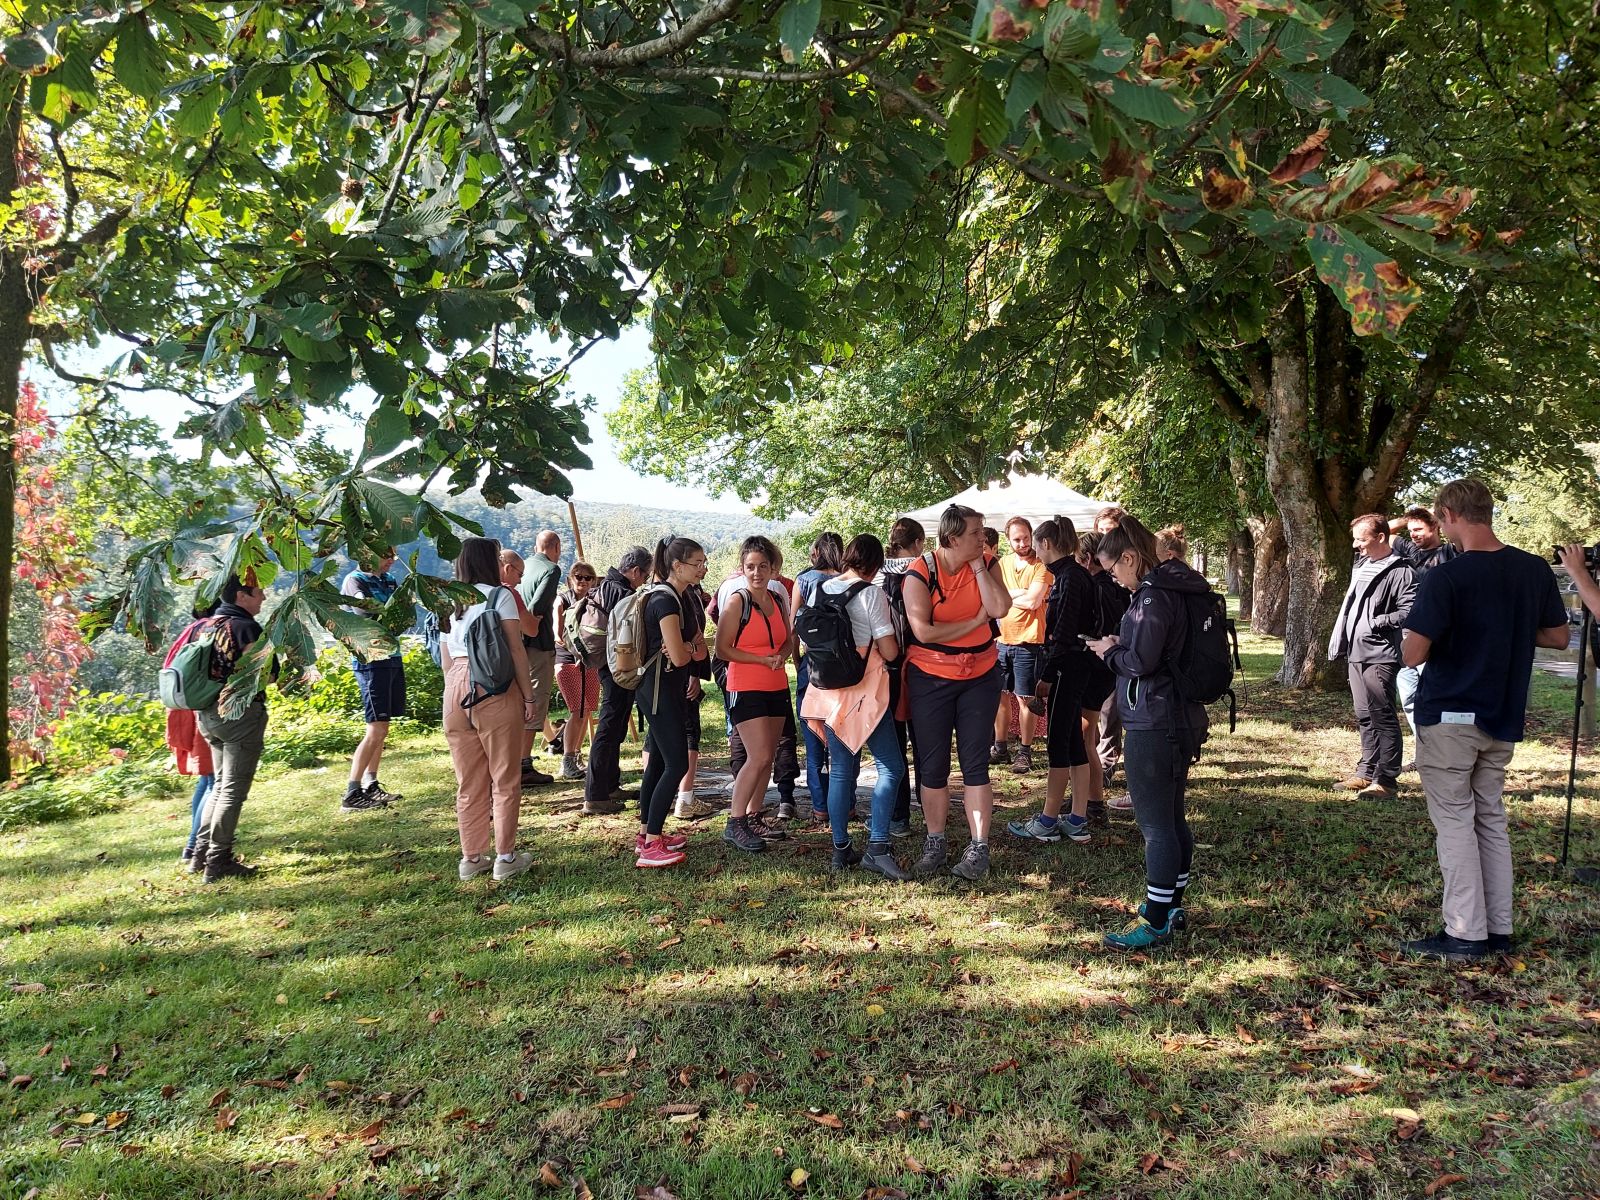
[684,559,708,569]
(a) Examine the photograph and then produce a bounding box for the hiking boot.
[888,819,913,839]
[1335,775,1373,791]
[675,794,717,819]
[776,800,798,821]
[559,753,584,780]
[203,855,258,883]
[722,816,767,853]
[636,839,687,869]
[750,814,788,841]
[367,779,402,804]
[458,854,494,881]
[636,831,688,853]
[829,844,863,873]
[950,841,990,881]
[1400,929,1487,963]
[341,786,388,813]
[1104,916,1173,951]
[1358,781,1398,799]
[1007,814,1061,843]
[1139,901,1187,932]
[1486,933,1513,954]
[912,836,948,877]
[803,807,829,828]
[186,851,208,874]
[492,851,533,883]
[1011,745,1033,774]
[582,796,625,815]
[545,721,566,754]
[989,741,1006,765]
[1087,801,1108,825]
[521,764,555,788]
[861,847,911,882]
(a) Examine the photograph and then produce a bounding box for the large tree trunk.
[1227,526,1254,623]
[1263,288,1349,688]
[1247,515,1288,637]
[0,87,30,783]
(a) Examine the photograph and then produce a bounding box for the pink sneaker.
[636,831,688,852]
[636,838,687,869]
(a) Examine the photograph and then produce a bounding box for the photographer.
[1557,544,1600,620]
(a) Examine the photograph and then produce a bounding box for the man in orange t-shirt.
[994,516,1053,774]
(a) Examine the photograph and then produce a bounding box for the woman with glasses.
[553,561,603,779]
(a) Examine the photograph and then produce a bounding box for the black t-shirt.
[643,586,697,677]
[1404,546,1568,742]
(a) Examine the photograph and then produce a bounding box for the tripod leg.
[1562,607,1594,870]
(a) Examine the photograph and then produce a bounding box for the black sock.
[345,779,362,796]
[867,840,893,856]
[1144,899,1173,928]
[1173,872,1190,908]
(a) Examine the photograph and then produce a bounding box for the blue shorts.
[997,642,1041,697]
[354,657,407,723]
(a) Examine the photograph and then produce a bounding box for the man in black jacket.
[190,575,270,882]
[583,546,652,815]
[1327,514,1416,798]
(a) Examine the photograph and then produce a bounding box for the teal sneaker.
[1006,814,1062,843]
[1139,901,1187,932]
[1103,916,1174,951]
[1064,814,1091,844]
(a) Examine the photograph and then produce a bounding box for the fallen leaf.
[1236,1025,1257,1044]
[38,1043,52,1056]
[805,1112,844,1129]
[428,1009,445,1024]
[537,1161,563,1186]
[1424,1174,1468,1196]
[10,1075,33,1090]
[864,1189,908,1200]
[1330,1079,1380,1096]
[788,1167,809,1189]
[275,993,288,1005]
[1339,1063,1381,1081]
[369,1142,396,1164]
[322,990,340,1002]
[656,1103,703,1119]
[71,1113,99,1125]
[355,1017,382,1025]
[733,1073,759,1096]
[90,1064,109,1080]
[865,1004,886,1017]
[120,1144,144,1158]
[904,1155,925,1174]
[10,982,46,995]
[159,1084,176,1099]
[1139,1152,1167,1174]
[636,1185,681,1200]
[986,1057,1019,1074]
[442,1107,469,1122]
[244,1078,288,1090]
[214,1107,239,1132]
[273,917,291,929]
[573,1175,594,1200]
[597,1092,636,1110]
[59,1055,71,1073]
[656,936,683,950]
[355,1118,386,1141]
[207,1088,232,1109]
[105,1111,128,1130]
[293,1064,311,1085]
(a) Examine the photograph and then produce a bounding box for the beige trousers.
[1415,723,1516,941]
[443,660,524,857]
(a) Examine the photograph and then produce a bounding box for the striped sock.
[1173,872,1190,908]
[1145,883,1176,930]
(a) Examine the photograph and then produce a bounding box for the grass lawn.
[3,630,1598,1199]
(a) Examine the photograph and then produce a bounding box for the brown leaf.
[292,1064,311,1085]
[732,1072,759,1096]
[636,1186,681,1200]
[1235,1025,1257,1044]
[985,1057,1020,1074]
[119,1144,144,1158]
[597,1092,636,1111]
[1054,1151,1085,1187]
[90,1064,109,1080]
[904,1155,925,1174]
[10,1075,33,1090]
[159,1084,176,1099]
[573,1175,594,1200]
[656,936,683,949]
[207,1088,232,1108]
[1138,1152,1168,1174]
[59,1055,72,1073]
[244,1078,288,1090]
[677,1067,695,1086]
[1201,168,1252,213]
[442,1107,469,1122]
[1424,1174,1467,1196]
[368,1142,396,1164]
[537,1161,563,1187]
[805,1111,845,1129]
[1330,1079,1380,1096]
[10,982,46,995]
[1268,128,1331,183]
[428,1009,445,1024]
[864,1190,907,1199]
[355,1118,386,1141]
[214,1107,239,1132]
[38,1042,52,1056]
[656,1103,703,1118]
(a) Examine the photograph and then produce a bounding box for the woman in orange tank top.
[715,537,793,852]
[902,504,1012,882]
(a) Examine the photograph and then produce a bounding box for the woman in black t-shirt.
[635,537,710,869]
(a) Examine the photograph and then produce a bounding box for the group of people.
[166,476,1585,961]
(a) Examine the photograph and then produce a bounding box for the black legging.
[1044,661,1090,768]
[888,663,917,822]
[639,675,690,835]
[1124,728,1198,903]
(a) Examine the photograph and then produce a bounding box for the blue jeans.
[186,775,214,851]
[1396,664,1421,736]
[796,655,829,810]
[825,714,906,847]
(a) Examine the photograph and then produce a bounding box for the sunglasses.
[572,574,596,582]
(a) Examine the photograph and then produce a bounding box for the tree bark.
[1247,515,1288,637]
[1226,526,1252,620]
[0,86,31,782]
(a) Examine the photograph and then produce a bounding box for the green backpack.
[159,621,226,712]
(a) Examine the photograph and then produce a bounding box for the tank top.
[724,590,790,692]
[904,553,1000,680]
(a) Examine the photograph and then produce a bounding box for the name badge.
[1441,711,1476,725]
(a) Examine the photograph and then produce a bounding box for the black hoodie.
[1039,555,1096,678]
[1102,559,1211,735]
[595,566,636,617]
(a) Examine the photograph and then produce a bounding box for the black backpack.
[794,581,872,690]
[1153,583,1241,731]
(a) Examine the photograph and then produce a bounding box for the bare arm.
[975,557,1012,619]
[873,632,900,662]
[1536,624,1573,650]
[1558,545,1600,620]
[714,595,783,668]
[1401,628,1431,668]
[660,611,692,669]
[903,572,989,644]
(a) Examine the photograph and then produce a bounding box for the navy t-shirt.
[1403,546,1567,742]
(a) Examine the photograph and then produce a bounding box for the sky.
[37,324,755,516]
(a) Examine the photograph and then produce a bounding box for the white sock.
[362,771,377,786]
[497,852,517,862]
[677,790,694,804]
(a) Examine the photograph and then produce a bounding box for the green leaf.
[359,348,411,397]
[111,15,165,99]
[1104,78,1195,129]
[296,584,401,663]
[363,404,411,460]
[2,30,55,72]
[1278,71,1370,119]
[1304,222,1422,339]
[715,294,758,339]
[1005,58,1047,124]
[974,78,1009,153]
[777,0,821,63]
[279,302,342,341]
[944,84,979,166]
[354,477,422,543]
[1043,5,1097,64]
[1037,63,1086,130]
[174,80,223,139]
[470,0,531,32]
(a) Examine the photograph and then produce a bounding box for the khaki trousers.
[443,660,524,857]
[1415,723,1515,941]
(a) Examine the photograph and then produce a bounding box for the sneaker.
[1400,929,1488,963]
[492,851,533,882]
[180,846,194,862]
[1106,792,1134,814]
[458,854,494,881]
[1486,933,1513,954]
[722,816,766,853]
[636,839,687,869]
[521,765,555,788]
[341,787,388,813]
[675,795,717,819]
[367,779,403,804]
[950,841,990,881]
[1104,916,1173,951]
[582,797,625,815]
[1011,745,1033,775]
[203,855,258,883]
[1007,813,1060,843]
[776,800,797,821]
[888,819,913,840]
[803,808,829,828]
[1358,781,1398,799]
[186,852,208,875]
[912,836,948,877]
[1064,813,1092,844]
[1335,776,1373,791]
[545,721,566,754]
[830,844,863,873]
[1139,901,1186,931]
[861,847,912,882]
[989,742,1006,765]
[1087,801,1108,825]
[636,831,688,853]
[559,753,584,781]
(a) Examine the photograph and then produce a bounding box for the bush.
[48,691,169,772]
[0,761,182,832]
[273,643,445,726]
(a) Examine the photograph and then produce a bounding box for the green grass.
[3,630,1598,1199]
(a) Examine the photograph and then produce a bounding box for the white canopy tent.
[905,474,1115,533]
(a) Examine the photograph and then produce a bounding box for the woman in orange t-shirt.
[715,537,793,853]
[901,504,1012,882]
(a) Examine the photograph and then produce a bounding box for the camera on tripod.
[1552,542,1600,570]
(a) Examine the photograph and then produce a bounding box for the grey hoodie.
[1103,560,1212,735]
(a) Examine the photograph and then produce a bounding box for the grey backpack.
[462,586,517,709]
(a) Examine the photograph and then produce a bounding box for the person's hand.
[687,678,702,701]
[1557,544,1588,575]
[1086,635,1118,659]
[766,653,784,670]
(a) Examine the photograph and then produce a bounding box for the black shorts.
[727,688,790,726]
[354,657,407,723]
[1080,658,1115,712]
[1045,667,1090,769]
